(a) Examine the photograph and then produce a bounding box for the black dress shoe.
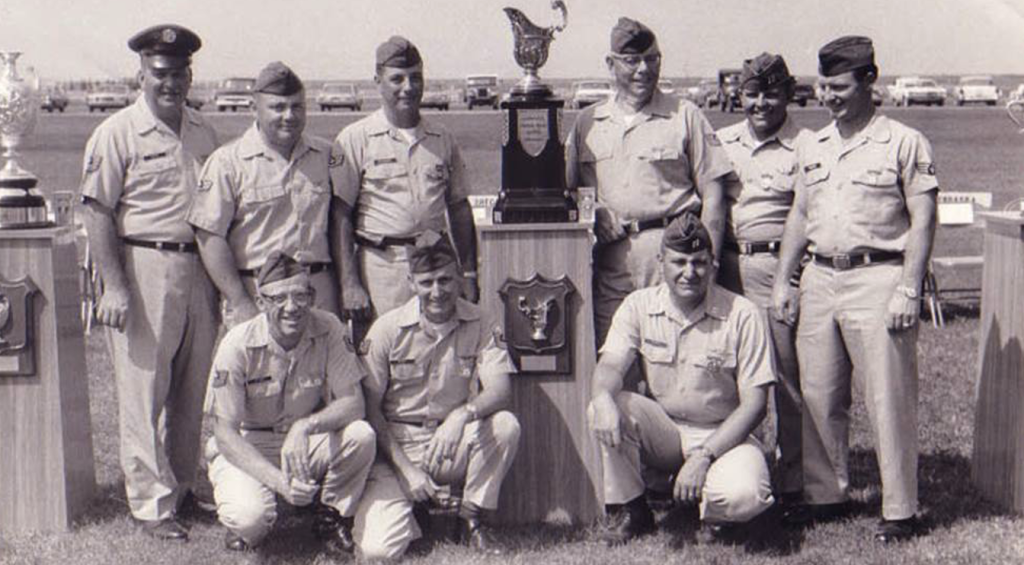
[224,531,250,551]
[177,491,216,520]
[874,516,919,543]
[695,521,739,545]
[781,501,852,527]
[598,498,656,547]
[139,518,188,541]
[312,506,355,554]
[460,517,504,555]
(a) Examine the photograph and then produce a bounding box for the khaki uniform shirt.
[601,284,776,425]
[330,110,471,241]
[799,114,939,255]
[362,297,513,422]
[205,309,367,430]
[81,96,218,242]
[565,90,733,222]
[719,117,807,243]
[186,124,333,269]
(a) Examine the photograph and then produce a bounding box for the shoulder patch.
[198,178,213,192]
[915,162,936,175]
[212,370,228,388]
[704,132,722,147]
[85,155,103,174]
[329,153,344,168]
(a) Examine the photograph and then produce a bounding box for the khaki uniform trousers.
[207,421,376,545]
[359,245,415,317]
[797,262,918,520]
[106,245,219,521]
[719,249,803,495]
[353,411,521,560]
[593,229,665,350]
[593,392,774,524]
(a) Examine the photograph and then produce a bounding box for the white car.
[658,79,675,95]
[570,80,613,109]
[891,77,946,107]
[316,82,362,112]
[954,75,999,106]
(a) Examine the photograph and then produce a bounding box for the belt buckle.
[626,220,640,235]
[740,242,753,255]
[832,254,852,270]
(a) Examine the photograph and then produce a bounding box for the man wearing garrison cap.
[330,35,478,343]
[80,24,220,541]
[189,61,339,328]
[588,212,775,545]
[353,232,519,559]
[204,251,375,553]
[771,35,938,542]
[565,17,734,368]
[716,52,808,509]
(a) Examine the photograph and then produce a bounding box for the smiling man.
[188,61,338,327]
[716,52,807,508]
[587,212,775,546]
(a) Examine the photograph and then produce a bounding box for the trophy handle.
[1007,99,1024,132]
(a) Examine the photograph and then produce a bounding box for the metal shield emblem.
[498,273,574,374]
[0,275,39,376]
[516,108,550,158]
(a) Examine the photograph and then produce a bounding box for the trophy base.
[0,189,50,229]
[493,188,578,224]
[510,75,553,101]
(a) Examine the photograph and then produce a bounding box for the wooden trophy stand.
[972,212,1024,512]
[0,226,96,532]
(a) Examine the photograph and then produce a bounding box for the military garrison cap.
[818,35,875,77]
[740,52,793,89]
[662,212,712,254]
[376,36,422,68]
[254,61,304,96]
[610,18,657,54]
[409,231,458,274]
[258,251,310,291]
[128,24,201,59]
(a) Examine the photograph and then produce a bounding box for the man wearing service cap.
[566,18,734,358]
[771,36,938,542]
[189,61,339,328]
[330,36,478,341]
[80,24,219,540]
[716,52,808,508]
[588,212,775,546]
[353,232,520,559]
[204,251,375,553]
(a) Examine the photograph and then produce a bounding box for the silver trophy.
[504,1,567,99]
[0,51,47,229]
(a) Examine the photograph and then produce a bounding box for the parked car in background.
[420,87,450,111]
[570,80,613,109]
[954,75,999,106]
[891,76,946,107]
[214,77,256,112]
[791,82,815,107]
[40,89,69,113]
[658,79,675,95]
[86,83,131,112]
[717,69,743,112]
[316,82,362,112]
[464,74,500,110]
[698,78,719,109]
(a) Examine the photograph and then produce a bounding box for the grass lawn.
[2,106,1023,563]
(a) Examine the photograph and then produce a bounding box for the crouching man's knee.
[700,444,774,524]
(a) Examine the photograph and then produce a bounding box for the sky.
[2,0,1024,82]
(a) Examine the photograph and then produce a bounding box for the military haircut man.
[80,23,219,541]
[353,233,520,560]
[716,52,806,505]
[771,36,938,542]
[330,36,478,338]
[189,61,338,328]
[204,251,375,553]
[588,213,776,546]
[565,17,734,352]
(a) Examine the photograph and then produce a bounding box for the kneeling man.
[204,251,376,553]
[588,212,776,545]
[355,233,520,560]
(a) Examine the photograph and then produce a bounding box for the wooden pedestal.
[972,212,1024,512]
[478,221,602,524]
[0,227,96,532]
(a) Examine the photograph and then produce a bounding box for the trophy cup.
[0,52,47,229]
[494,1,577,224]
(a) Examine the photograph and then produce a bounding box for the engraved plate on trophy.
[517,108,550,158]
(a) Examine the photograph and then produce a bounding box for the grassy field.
[2,106,1023,564]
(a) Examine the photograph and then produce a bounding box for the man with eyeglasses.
[203,251,376,554]
[716,53,808,510]
[587,213,775,546]
[566,17,734,358]
[771,36,938,542]
[189,61,338,328]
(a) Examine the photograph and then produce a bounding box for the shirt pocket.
[245,376,282,398]
[419,157,451,200]
[239,184,287,211]
[364,162,409,193]
[640,338,676,396]
[131,154,179,183]
[388,359,424,392]
[768,166,798,194]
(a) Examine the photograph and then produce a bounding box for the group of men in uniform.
[80,12,937,559]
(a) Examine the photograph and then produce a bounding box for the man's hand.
[281,420,313,484]
[278,476,320,507]
[673,454,712,503]
[95,283,131,332]
[771,282,799,326]
[594,207,627,244]
[885,290,920,331]
[461,277,479,304]
[229,298,260,329]
[588,395,622,449]
[424,410,469,475]
[396,465,439,503]
[341,282,373,323]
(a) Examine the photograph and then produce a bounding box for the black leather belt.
[624,213,683,235]
[240,424,289,433]
[811,251,903,270]
[123,237,197,253]
[724,240,782,255]
[389,418,440,430]
[355,235,418,250]
[238,261,331,278]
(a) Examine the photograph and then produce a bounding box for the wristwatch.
[895,284,919,300]
[464,403,479,422]
[691,445,716,463]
